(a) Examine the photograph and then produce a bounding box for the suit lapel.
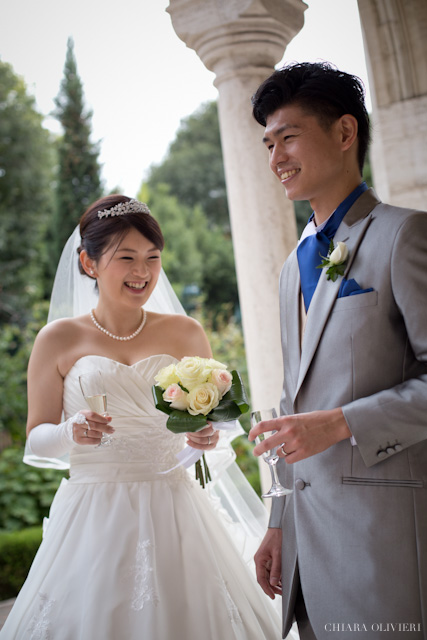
[292,189,379,403]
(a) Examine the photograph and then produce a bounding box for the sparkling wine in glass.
[251,408,292,498]
[78,371,112,447]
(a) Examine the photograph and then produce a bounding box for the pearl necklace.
[90,308,146,341]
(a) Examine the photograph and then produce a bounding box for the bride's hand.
[186,422,219,451]
[73,410,114,445]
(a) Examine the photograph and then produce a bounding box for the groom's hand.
[249,407,352,463]
[254,528,283,599]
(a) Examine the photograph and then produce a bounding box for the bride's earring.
[80,250,96,279]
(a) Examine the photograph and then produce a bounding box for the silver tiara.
[97,199,151,220]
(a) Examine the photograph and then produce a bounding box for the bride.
[1,194,285,639]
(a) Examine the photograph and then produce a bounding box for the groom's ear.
[339,114,358,151]
[80,250,97,278]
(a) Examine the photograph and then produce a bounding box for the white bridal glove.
[26,412,88,459]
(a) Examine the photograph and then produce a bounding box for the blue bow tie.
[297,183,368,312]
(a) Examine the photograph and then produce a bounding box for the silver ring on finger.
[208,436,211,445]
[84,429,88,438]
[281,444,287,456]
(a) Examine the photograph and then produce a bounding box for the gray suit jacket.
[271,189,427,639]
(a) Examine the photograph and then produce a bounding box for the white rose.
[163,384,189,411]
[154,363,179,390]
[329,241,349,265]
[209,368,233,397]
[187,383,220,416]
[206,358,227,372]
[175,356,211,391]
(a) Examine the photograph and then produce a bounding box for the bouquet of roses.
[152,356,249,487]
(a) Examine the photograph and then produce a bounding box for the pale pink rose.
[209,368,233,397]
[163,384,189,411]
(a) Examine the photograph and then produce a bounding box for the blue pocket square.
[338,278,374,298]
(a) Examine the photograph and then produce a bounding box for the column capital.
[167,0,307,86]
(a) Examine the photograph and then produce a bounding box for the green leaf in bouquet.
[152,385,174,415]
[166,410,208,433]
[223,371,250,413]
[208,399,243,422]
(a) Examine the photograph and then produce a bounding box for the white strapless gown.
[1,354,283,640]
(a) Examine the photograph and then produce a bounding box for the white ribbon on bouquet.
[158,419,243,475]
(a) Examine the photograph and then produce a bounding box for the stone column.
[357,0,427,209]
[167,0,305,414]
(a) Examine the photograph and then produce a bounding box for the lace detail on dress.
[28,592,55,640]
[130,540,159,611]
[106,434,139,459]
[103,429,185,468]
[217,577,243,626]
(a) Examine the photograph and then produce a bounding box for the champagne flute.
[78,371,112,447]
[251,408,292,498]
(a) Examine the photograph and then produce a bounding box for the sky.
[0,0,370,198]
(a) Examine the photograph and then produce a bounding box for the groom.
[249,62,427,639]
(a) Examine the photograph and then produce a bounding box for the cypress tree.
[51,37,102,264]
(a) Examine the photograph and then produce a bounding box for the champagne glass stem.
[268,463,277,487]
[270,459,282,489]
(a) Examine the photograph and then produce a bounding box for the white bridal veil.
[24,225,270,566]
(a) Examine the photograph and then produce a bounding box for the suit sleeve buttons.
[377,443,403,458]
[377,450,388,459]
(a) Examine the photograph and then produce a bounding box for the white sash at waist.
[68,461,188,484]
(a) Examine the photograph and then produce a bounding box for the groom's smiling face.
[263,103,352,214]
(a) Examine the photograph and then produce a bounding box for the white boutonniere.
[316,240,349,282]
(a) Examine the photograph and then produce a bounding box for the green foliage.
[0,447,67,531]
[51,37,102,268]
[142,101,239,316]
[0,301,49,445]
[0,59,55,324]
[0,526,42,598]
[140,183,204,297]
[147,102,229,229]
[139,183,239,315]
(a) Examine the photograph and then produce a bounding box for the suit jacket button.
[394,444,403,452]
[386,447,395,455]
[295,478,306,490]
[377,450,387,459]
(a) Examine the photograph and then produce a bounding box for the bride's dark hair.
[77,194,164,277]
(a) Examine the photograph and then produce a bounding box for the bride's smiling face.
[95,228,162,306]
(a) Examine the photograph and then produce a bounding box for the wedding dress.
[1,353,283,640]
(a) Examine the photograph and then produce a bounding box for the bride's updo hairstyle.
[78,194,164,277]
